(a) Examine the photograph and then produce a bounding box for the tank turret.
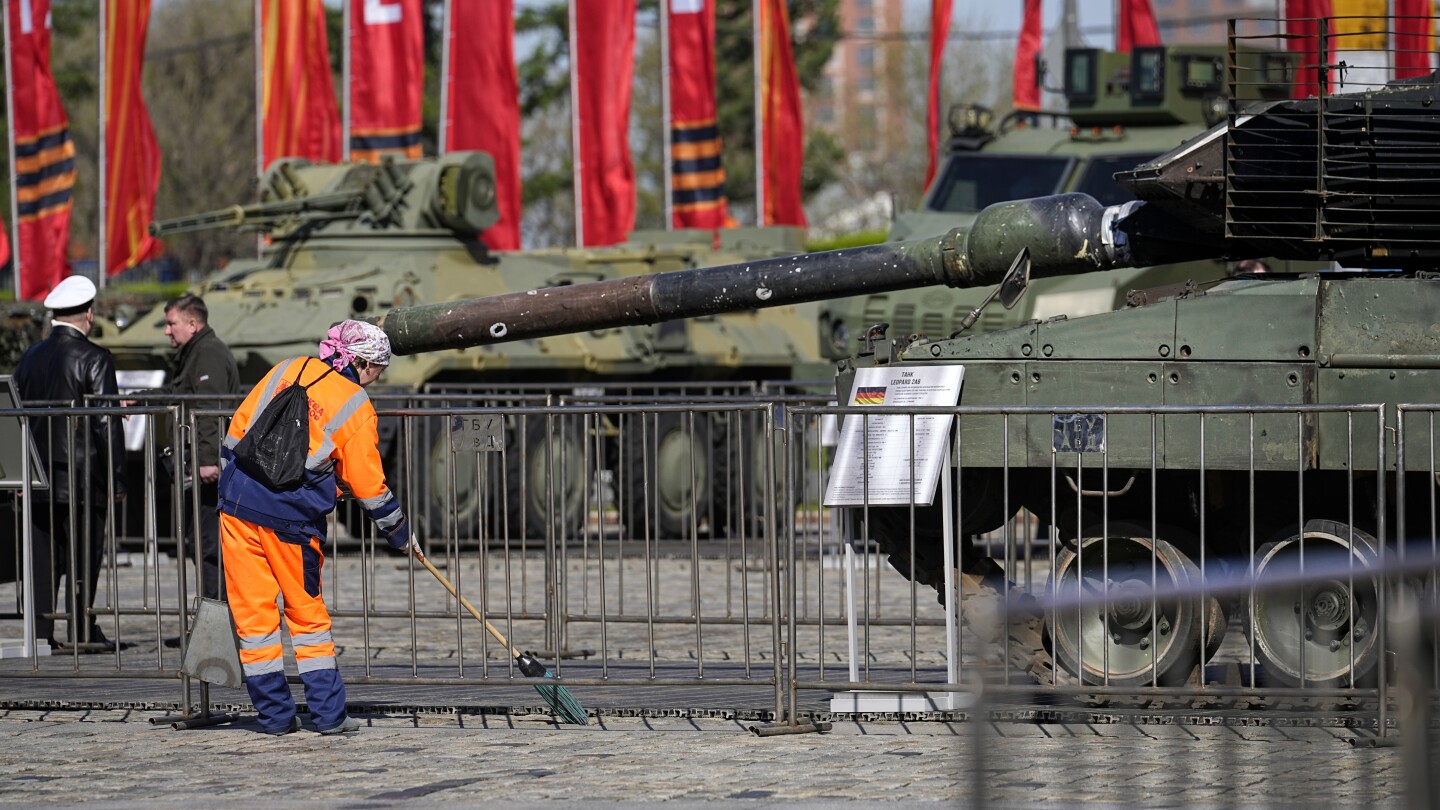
[817,43,1301,362]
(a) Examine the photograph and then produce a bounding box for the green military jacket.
[163,326,240,467]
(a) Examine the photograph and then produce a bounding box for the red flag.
[1285,0,1334,98]
[1013,0,1042,113]
[1117,0,1162,52]
[667,0,729,230]
[7,0,75,301]
[104,0,162,277]
[758,0,806,228]
[572,0,637,247]
[446,0,521,250]
[925,0,953,190]
[349,0,424,162]
[261,0,341,169]
[1394,0,1434,80]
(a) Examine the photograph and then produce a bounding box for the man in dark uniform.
[154,295,239,620]
[14,276,128,652]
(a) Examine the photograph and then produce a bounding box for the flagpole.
[254,0,264,259]
[3,3,20,298]
[97,1,107,290]
[660,0,673,229]
[752,0,764,227]
[438,0,452,153]
[342,0,352,162]
[569,0,583,246]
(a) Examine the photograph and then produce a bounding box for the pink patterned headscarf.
[319,320,392,372]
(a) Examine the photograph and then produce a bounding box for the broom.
[412,548,589,725]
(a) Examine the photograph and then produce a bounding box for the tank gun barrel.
[379,193,1219,357]
[380,230,969,355]
[148,192,363,237]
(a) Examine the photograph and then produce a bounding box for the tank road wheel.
[622,411,713,540]
[1245,520,1381,687]
[502,414,587,541]
[1048,534,1216,687]
[712,413,797,540]
[425,424,484,540]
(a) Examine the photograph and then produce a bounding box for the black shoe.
[163,635,183,649]
[59,630,136,653]
[263,717,302,736]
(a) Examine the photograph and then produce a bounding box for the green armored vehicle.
[816,44,1296,359]
[372,63,1440,690]
[103,152,822,538]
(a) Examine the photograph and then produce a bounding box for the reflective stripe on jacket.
[218,357,403,543]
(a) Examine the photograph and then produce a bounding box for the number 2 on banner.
[364,0,402,25]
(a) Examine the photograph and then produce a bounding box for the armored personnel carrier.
[816,44,1297,361]
[369,58,1440,689]
[102,152,823,538]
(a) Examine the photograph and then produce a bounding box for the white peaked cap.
[43,276,97,310]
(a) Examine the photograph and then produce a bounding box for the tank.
[814,44,1300,362]
[372,64,1440,688]
[101,151,824,539]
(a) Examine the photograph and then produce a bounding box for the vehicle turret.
[817,43,1300,361]
[148,150,500,240]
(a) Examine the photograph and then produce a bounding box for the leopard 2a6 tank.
[102,151,822,540]
[370,62,1440,689]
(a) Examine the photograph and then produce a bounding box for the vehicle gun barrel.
[148,192,362,237]
[378,193,1215,356]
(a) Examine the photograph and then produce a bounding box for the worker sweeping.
[218,320,412,736]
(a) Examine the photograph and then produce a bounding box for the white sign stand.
[0,503,49,660]
[826,366,965,713]
[2,406,49,659]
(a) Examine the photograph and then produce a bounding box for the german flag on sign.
[853,387,886,405]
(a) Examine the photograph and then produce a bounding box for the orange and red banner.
[445,0,521,250]
[667,0,729,230]
[104,0,162,277]
[349,0,424,162]
[925,0,953,190]
[758,0,805,228]
[261,0,341,169]
[1394,0,1435,80]
[1013,0,1043,112]
[1117,0,1162,52]
[1285,0,1334,98]
[7,0,75,301]
[572,0,637,247]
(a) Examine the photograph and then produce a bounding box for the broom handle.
[414,550,524,661]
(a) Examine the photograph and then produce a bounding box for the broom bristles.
[534,673,589,726]
[416,551,588,725]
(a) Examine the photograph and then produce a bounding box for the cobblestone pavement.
[0,708,1408,808]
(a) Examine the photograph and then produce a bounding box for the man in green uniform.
[154,295,239,618]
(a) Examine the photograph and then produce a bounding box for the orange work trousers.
[220,513,347,732]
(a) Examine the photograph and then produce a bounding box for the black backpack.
[232,358,333,491]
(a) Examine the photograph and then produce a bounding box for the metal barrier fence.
[2,396,1437,756]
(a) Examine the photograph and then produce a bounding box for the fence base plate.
[0,638,50,659]
[828,690,970,713]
